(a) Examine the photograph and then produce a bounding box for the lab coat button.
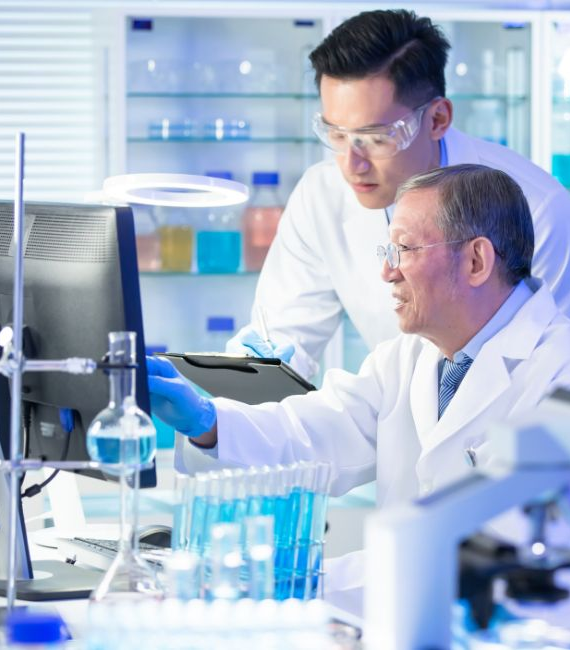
[464,447,477,467]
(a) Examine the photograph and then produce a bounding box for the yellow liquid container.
[159,225,193,271]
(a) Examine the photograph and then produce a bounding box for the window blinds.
[0,9,103,202]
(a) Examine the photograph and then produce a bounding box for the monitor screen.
[0,200,156,488]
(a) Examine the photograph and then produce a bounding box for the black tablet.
[157,353,316,404]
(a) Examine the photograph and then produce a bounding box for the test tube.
[245,466,263,516]
[245,515,275,600]
[310,462,332,598]
[188,473,209,556]
[275,463,301,600]
[164,550,201,601]
[218,468,236,523]
[293,461,316,599]
[172,473,194,551]
[209,522,242,601]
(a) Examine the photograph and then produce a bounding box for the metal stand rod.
[0,459,153,472]
[7,132,25,609]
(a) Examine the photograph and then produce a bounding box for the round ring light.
[103,173,249,207]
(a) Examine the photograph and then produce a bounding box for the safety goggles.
[312,98,438,160]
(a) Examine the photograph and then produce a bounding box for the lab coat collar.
[444,127,481,166]
[414,281,558,454]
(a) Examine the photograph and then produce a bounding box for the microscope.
[364,388,570,650]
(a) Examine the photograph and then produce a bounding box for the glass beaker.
[86,331,161,601]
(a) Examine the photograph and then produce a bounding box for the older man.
[148,164,570,612]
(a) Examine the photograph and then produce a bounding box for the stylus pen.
[256,305,272,347]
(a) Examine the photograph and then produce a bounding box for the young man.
[226,10,570,379]
[148,164,570,614]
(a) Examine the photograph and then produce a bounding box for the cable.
[21,410,73,499]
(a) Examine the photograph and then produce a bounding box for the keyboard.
[59,536,167,572]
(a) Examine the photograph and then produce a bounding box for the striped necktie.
[438,356,473,419]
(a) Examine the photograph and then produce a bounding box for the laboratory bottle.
[243,171,284,272]
[204,316,235,353]
[197,171,242,273]
[5,611,67,649]
[86,331,161,602]
[133,205,161,272]
[158,207,194,272]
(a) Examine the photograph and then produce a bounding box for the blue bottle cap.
[205,171,234,180]
[207,316,235,332]
[252,171,279,186]
[6,611,65,644]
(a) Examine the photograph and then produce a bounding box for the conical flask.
[86,331,162,601]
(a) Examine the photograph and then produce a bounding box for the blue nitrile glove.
[225,325,295,363]
[146,355,216,437]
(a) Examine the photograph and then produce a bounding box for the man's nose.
[381,258,401,283]
[344,144,371,174]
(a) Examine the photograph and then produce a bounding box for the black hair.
[309,9,450,107]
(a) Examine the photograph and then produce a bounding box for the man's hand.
[225,325,295,363]
[146,355,216,438]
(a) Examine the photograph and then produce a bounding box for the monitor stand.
[0,459,102,601]
[0,560,101,601]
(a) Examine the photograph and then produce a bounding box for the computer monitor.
[0,200,156,487]
[0,200,156,599]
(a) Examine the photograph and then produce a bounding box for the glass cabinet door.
[550,18,570,189]
[441,17,532,159]
[125,15,323,201]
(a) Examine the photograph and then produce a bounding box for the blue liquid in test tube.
[188,475,209,555]
[274,465,301,600]
[172,474,194,551]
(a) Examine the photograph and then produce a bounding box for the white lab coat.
[180,282,570,614]
[249,128,570,378]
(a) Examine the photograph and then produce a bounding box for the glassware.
[132,206,161,272]
[245,516,275,600]
[209,522,242,600]
[196,171,242,274]
[159,225,193,271]
[203,118,251,141]
[243,171,284,271]
[86,331,161,602]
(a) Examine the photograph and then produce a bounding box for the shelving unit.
[94,4,564,376]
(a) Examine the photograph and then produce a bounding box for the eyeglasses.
[377,239,471,269]
[312,98,439,160]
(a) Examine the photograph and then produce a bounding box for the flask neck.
[108,369,137,408]
[251,184,281,207]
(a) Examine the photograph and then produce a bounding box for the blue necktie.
[438,356,473,419]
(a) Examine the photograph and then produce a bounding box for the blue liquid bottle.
[197,171,242,274]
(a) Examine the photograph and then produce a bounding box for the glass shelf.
[127,91,319,100]
[139,270,260,277]
[448,93,528,103]
[128,136,319,144]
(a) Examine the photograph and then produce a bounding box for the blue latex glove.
[146,355,216,438]
[225,325,295,363]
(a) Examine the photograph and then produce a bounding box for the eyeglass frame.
[377,239,472,270]
[312,97,441,160]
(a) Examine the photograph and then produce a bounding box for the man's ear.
[466,237,496,287]
[429,97,452,141]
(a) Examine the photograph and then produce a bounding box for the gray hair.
[395,163,534,285]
